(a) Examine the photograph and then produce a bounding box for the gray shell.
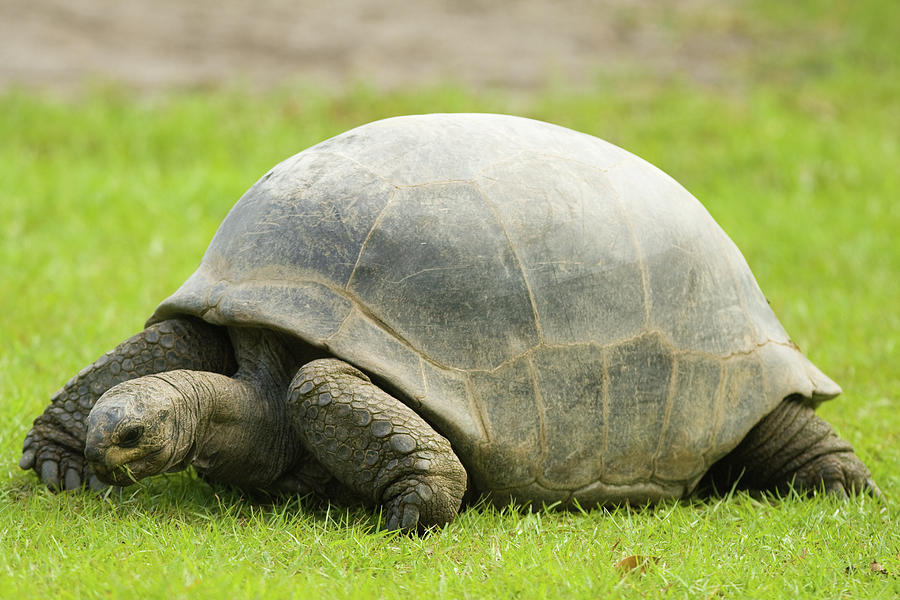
[150,113,841,505]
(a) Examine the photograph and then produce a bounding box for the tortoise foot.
[707,396,881,500]
[20,426,107,491]
[790,451,882,499]
[382,475,459,533]
[288,359,468,532]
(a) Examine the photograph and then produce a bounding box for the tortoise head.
[85,375,195,486]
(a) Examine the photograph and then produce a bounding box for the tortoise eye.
[117,425,145,448]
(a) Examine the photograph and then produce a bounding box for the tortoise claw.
[40,460,60,490]
[64,467,82,491]
[19,449,36,470]
[863,478,884,500]
[823,478,849,500]
[385,495,422,533]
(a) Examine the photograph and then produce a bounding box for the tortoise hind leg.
[286,359,468,532]
[705,396,881,498]
[20,318,235,490]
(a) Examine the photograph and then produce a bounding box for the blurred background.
[0,0,840,94]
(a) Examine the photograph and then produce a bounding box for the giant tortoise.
[20,113,878,531]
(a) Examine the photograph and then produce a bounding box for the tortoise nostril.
[84,444,104,464]
[117,425,145,448]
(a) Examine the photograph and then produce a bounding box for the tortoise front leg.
[20,318,235,490]
[287,359,468,532]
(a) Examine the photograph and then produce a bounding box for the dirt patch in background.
[1,0,757,93]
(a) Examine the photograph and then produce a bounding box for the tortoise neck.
[229,327,299,388]
[206,376,299,487]
[170,327,306,488]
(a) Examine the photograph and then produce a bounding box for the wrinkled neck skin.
[172,327,304,488]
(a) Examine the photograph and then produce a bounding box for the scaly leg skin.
[707,396,882,499]
[287,359,468,532]
[20,318,236,491]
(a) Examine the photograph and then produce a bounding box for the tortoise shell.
[150,114,840,505]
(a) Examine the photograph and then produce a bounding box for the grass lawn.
[1,1,897,598]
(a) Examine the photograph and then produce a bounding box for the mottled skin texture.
[20,318,235,490]
[21,114,880,531]
[287,359,467,530]
[706,397,879,497]
[79,327,467,531]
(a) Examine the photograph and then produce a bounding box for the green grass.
[1,1,898,597]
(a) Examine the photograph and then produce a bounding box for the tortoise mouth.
[88,446,169,486]
[90,461,140,486]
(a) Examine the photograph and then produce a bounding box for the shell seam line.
[650,356,680,479]
[465,373,491,442]
[323,305,355,343]
[203,274,456,373]
[701,362,728,468]
[490,476,679,495]
[462,330,796,376]
[324,150,490,198]
[345,186,399,290]
[325,151,398,188]
[604,171,653,329]
[526,356,550,469]
[600,346,610,473]
[328,297,455,372]
[473,181,544,344]
[199,276,798,377]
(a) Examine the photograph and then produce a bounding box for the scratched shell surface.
[150,113,841,504]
